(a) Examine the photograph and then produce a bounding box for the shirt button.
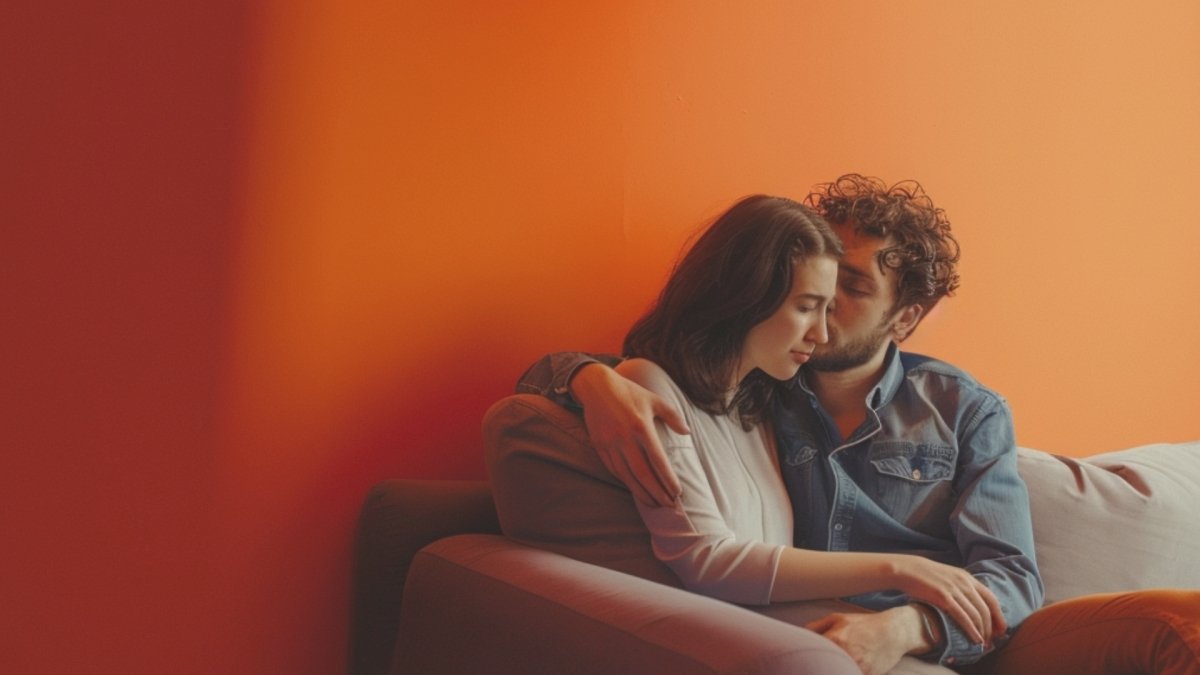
[912,468,922,480]
[833,523,844,531]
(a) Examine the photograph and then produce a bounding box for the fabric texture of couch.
[350,394,1200,675]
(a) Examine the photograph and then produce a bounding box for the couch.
[350,394,1200,675]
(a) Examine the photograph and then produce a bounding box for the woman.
[614,195,1002,660]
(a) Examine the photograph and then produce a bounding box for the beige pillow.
[1017,442,1200,604]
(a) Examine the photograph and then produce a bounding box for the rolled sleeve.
[923,604,986,665]
[514,352,622,411]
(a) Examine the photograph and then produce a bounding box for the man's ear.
[890,304,925,343]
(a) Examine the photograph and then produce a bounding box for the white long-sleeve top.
[631,361,794,605]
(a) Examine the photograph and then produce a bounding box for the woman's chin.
[765,365,801,382]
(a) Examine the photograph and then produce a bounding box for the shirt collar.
[871,342,905,409]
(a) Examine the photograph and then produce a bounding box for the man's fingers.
[645,399,685,500]
[598,443,657,508]
[637,431,681,503]
[624,430,677,507]
[654,399,691,436]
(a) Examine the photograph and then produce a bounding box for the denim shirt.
[516,346,1044,667]
[776,345,1043,666]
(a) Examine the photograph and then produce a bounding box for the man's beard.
[808,318,892,372]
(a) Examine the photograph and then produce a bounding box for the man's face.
[808,223,902,372]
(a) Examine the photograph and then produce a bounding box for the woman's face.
[738,254,838,383]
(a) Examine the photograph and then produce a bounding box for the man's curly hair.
[805,174,960,314]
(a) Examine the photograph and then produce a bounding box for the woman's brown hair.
[623,195,841,428]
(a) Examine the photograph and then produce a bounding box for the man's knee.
[1112,588,1200,619]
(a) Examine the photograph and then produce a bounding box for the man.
[515,175,1042,673]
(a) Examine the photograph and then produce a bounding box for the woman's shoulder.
[616,358,686,400]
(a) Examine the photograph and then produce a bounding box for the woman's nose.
[810,311,830,344]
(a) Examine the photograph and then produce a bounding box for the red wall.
[4,2,1198,673]
[4,2,246,671]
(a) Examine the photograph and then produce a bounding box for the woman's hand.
[885,555,1007,646]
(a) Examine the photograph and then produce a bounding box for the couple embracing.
[486,174,1199,675]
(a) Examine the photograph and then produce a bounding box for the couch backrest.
[1017,442,1200,604]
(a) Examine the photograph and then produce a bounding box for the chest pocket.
[865,441,957,535]
[868,441,956,483]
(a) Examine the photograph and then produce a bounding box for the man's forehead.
[832,224,892,276]
[833,221,891,248]
[838,249,891,281]
[838,261,874,279]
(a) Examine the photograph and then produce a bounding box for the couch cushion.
[1017,442,1200,604]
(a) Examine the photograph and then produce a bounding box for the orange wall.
[5,2,1198,673]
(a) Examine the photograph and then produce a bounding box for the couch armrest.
[393,534,859,675]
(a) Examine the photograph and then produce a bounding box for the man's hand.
[569,363,688,507]
[805,607,925,675]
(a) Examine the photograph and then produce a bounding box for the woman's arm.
[773,546,999,646]
[616,358,1000,646]
[616,358,790,603]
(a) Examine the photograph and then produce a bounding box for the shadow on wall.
[4,2,257,673]
[209,310,564,672]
